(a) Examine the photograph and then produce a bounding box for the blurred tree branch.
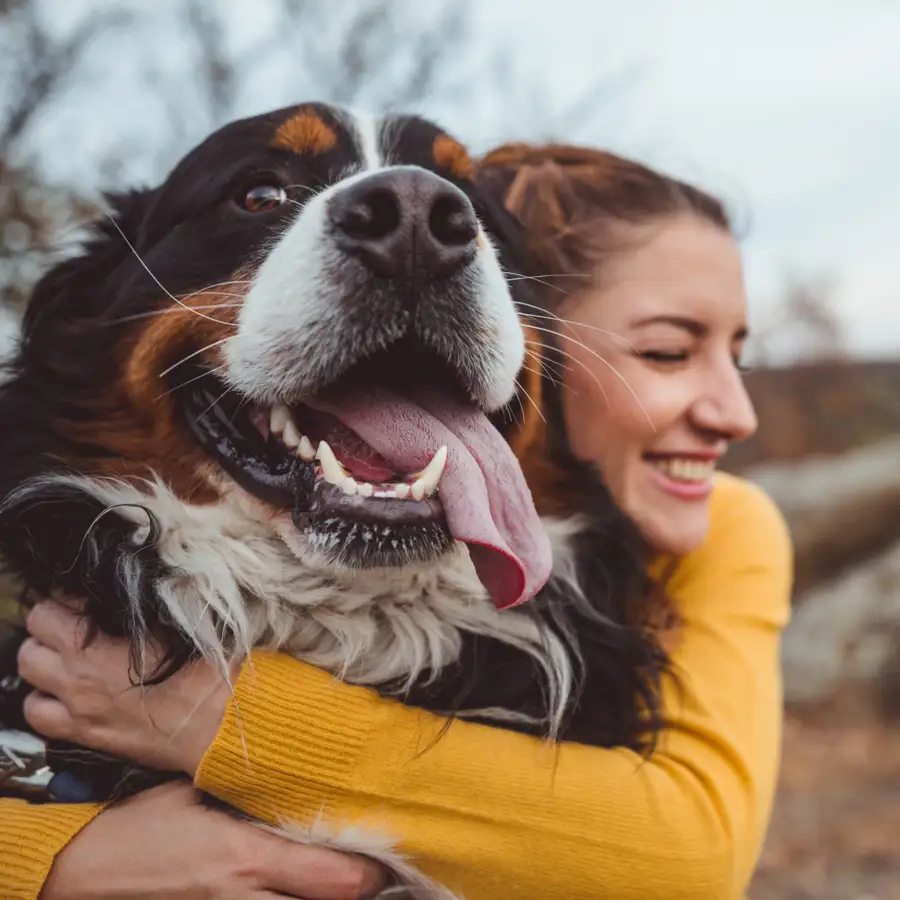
[751,273,847,367]
[184,0,236,126]
[0,0,130,158]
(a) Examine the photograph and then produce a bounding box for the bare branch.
[0,2,130,158]
[184,0,237,124]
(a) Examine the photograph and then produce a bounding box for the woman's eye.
[639,350,689,364]
[240,184,288,213]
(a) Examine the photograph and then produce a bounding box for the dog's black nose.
[328,167,479,278]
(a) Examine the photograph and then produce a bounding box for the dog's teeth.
[282,419,301,449]
[270,404,290,435]
[297,435,315,461]
[410,479,426,502]
[358,482,374,498]
[341,477,358,496]
[316,441,346,486]
[417,446,447,497]
[394,483,410,500]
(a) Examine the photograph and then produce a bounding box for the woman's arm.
[0,800,102,900]
[194,476,792,900]
[0,783,385,900]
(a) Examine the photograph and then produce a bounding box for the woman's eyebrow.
[630,316,750,342]
[629,314,705,336]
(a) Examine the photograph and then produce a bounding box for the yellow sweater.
[0,474,792,899]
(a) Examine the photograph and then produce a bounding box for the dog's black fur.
[0,104,669,805]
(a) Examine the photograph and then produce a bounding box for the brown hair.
[477,142,730,295]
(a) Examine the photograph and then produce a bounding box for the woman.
[1,144,792,900]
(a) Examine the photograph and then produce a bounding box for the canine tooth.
[394,483,410,500]
[358,482,374,498]
[410,479,426,502]
[316,441,346,486]
[282,419,301,449]
[297,435,315,461]
[270,404,290,435]
[418,446,447,496]
[341,477,358,496]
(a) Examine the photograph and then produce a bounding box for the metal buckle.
[0,729,53,798]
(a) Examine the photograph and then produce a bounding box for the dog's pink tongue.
[308,387,552,609]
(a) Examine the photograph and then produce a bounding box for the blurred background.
[1,1,899,896]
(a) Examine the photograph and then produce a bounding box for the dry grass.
[750,713,900,900]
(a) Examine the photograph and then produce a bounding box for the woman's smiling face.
[559,213,758,555]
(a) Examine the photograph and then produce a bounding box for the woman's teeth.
[268,404,446,500]
[648,457,716,483]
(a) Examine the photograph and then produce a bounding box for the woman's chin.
[634,504,712,557]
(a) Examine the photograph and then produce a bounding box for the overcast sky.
[467,1,900,361]
[17,0,900,363]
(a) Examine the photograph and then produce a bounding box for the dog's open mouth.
[177,343,551,609]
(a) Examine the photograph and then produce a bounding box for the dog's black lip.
[180,371,300,507]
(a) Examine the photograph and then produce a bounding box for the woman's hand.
[18,598,230,775]
[40,781,386,900]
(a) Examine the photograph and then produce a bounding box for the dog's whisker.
[525,324,654,430]
[180,279,252,301]
[106,303,245,326]
[524,341,573,380]
[196,384,237,424]
[156,362,231,402]
[504,269,591,296]
[510,379,527,424]
[229,395,253,426]
[514,377,546,425]
[158,337,235,379]
[507,270,592,281]
[282,183,320,195]
[105,215,240,328]
[518,304,636,351]
[528,340,611,407]
[524,348,565,387]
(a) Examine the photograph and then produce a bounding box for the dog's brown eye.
[243,184,287,213]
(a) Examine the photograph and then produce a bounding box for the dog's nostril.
[335,188,400,242]
[429,194,478,247]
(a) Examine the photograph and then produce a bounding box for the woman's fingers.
[12,598,230,774]
[17,635,66,693]
[22,689,76,740]
[24,598,87,652]
[255,831,387,900]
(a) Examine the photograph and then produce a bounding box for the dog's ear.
[22,189,154,343]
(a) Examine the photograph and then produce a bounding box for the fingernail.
[358,862,388,898]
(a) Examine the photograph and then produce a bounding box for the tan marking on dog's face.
[508,321,579,518]
[54,284,248,501]
[433,134,475,182]
[273,112,338,156]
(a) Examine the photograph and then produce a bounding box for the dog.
[0,103,669,896]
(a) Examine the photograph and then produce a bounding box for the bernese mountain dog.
[0,103,668,897]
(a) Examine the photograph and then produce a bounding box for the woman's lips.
[643,454,717,500]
